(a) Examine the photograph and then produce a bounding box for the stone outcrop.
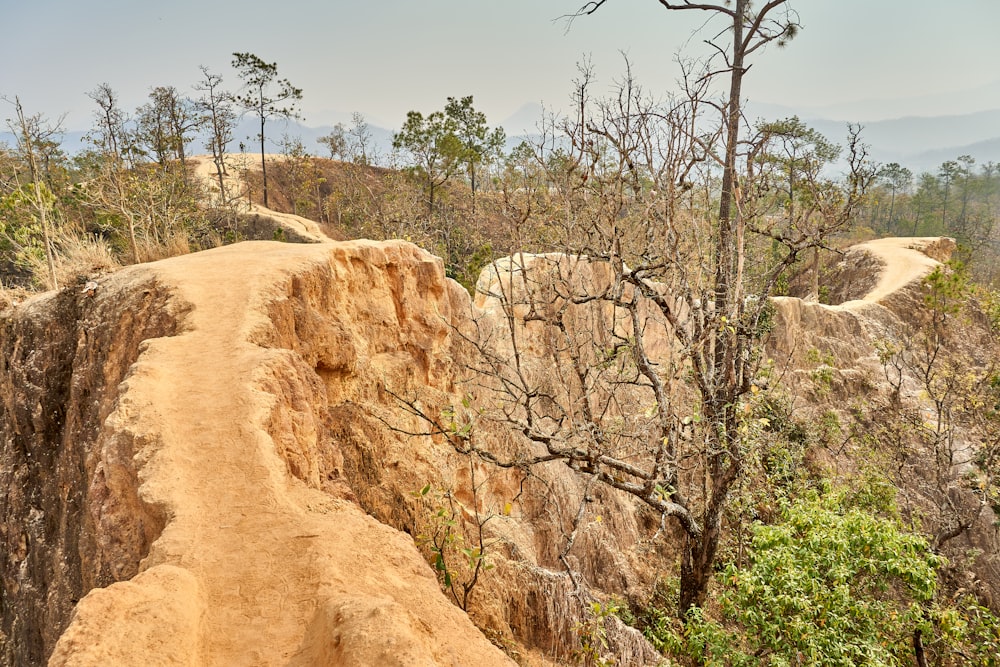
[770,237,1000,602]
[2,235,997,665]
[2,242,518,665]
[1,273,184,665]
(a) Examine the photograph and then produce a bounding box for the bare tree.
[874,263,1000,552]
[500,0,806,616]
[231,52,303,208]
[194,66,237,204]
[135,86,199,170]
[395,3,873,621]
[348,112,374,165]
[5,97,63,288]
[318,123,349,161]
[86,83,134,168]
[85,84,142,262]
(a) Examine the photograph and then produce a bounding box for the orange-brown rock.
[4,242,517,665]
[2,235,996,666]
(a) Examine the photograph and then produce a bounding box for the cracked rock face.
[3,236,996,666]
[1,274,183,665]
[3,242,521,666]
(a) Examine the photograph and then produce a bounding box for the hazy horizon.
[3,1,1000,134]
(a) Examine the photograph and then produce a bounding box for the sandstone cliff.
[3,242,519,665]
[1,235,996,665]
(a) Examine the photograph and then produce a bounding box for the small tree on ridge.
[231,52,302,208]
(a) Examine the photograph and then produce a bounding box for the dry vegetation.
[4,32,1000,662]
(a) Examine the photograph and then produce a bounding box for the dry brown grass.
[137,233,191,263]
[15,228,121,291]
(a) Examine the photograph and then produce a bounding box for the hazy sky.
[3,0,1000,132]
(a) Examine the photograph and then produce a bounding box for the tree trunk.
[126,216,140,265]
[259,105,269,208]
[214,157,228,204]
[941,183,949,231]
[113,173,141,265]
[714,0,746,321]
[677,0,748,620]
[888,187,896,233]
[811,246,821,301]
[471,161,477,216]
[913,628,928,667]
[679,524,721,615]
[679,398,741,616]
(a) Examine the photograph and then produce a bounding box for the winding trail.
[45,228,953,664]
[49,241,513,666]
[836,237,949,309]
[189,154,328,242]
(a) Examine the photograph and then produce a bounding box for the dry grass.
[15,229,122,292]
[137,233,191,263]
[0,282,33,311]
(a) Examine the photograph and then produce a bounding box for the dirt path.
[188,154,328,242]
[832,237,949,311]
[50,242,512,666]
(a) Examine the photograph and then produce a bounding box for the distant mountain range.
[747,103,1000,172]
[238,103,1000,174]
[3,102,997,175]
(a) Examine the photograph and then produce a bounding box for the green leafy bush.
[649,489,942,666]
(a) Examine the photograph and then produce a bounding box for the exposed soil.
[46,242,513,666]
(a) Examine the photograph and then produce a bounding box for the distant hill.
[4,103,998,175]
[747,102,1000,173]
[905,136,1000,172]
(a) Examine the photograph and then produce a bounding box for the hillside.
[2,223,997,664]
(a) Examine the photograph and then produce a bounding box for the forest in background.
[2,51,999,296]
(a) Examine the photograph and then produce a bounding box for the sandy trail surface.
[189,154,328,242]
[49,241,512,666]
[837,237,945,308]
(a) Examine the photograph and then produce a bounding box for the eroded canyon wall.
[0,275,185,664]
[1,236,997,666]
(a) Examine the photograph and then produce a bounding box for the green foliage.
[746,296,777,339]
[981,288,1000,331]
[922,260,970,319]
[806,348,836,395]
[393,107,465,211]
[647,488,942,666]
[864,156,999,277]
[750,391,809,480]
[134,85,198,167]
[0,182,54,272]
[814,409,842,448]
[411,481,495,611]
[231,52,302,208]
[449,242,494,294]
[574,601,620,667]
[444,95,506,181]
[757,117,841,198]
[928,596,1000,666]
[393,95,504,219]
[231,52,302,121]
[839,468,899,517]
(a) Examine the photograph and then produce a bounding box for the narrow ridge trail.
[837,236,950,309]
[188,154,328,243]
[44,234,953,665]
[49,241,512,666]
